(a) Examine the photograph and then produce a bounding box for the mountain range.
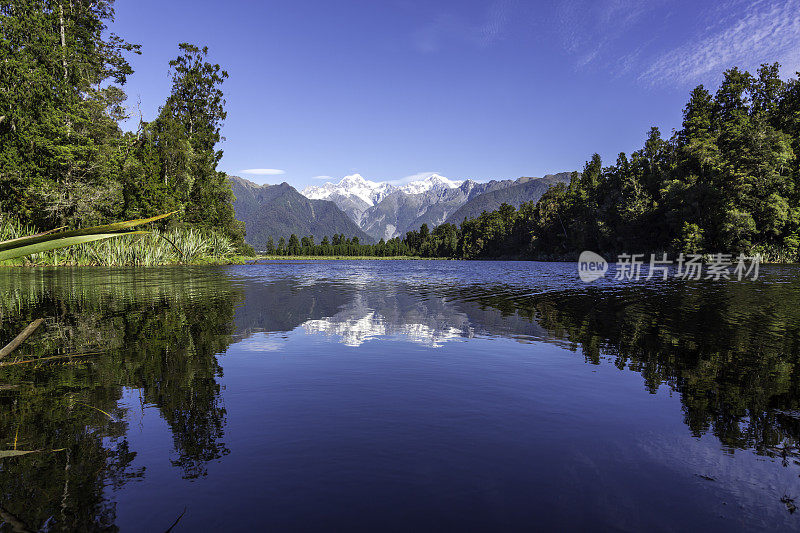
[229,171,572,250]
[229,176,373,250]
[302,172,572,241]
[445,173,573,225]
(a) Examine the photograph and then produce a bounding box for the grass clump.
[0,214,241,267]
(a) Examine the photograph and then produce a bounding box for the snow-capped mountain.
[303,173,464,202]
[398,173,463,195]
[300,172,572,241]
[303,174,395,207]
[302,173,464,230]
[302,174,396,224]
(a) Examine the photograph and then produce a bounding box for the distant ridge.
[302,173,463,225]
[301,172,574,240]
[229,176,373,250]
[445,173,573,224]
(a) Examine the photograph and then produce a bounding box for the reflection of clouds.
[236,333,284,352]
[636,431,799,523]
[303,311,470,348]
[232,272,549,347]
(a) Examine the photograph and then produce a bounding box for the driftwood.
[0,319,44,359]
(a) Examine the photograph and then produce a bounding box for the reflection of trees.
[3,266,799,528]
[467,281,800,458]
[233,275,800,459]
[0,268,240,530]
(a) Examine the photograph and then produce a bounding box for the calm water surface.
[1,260,799,531]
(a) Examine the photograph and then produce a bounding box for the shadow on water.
[0,261,799,529]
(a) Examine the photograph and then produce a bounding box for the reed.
[0,214,238,266]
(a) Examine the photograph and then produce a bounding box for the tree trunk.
[59,2,71,136]
[58,3,67,80]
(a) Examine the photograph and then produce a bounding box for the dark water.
[1,260,799,531]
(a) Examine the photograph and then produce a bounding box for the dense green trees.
[0,1,249,252]
[0,0,139,227]
[263,232,413,257]
[261,63,800,261]
[388,63,800,261]
[516,63,799,261]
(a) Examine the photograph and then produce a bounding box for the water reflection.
[0,267,240,530]
[0,262,799,530]
[231,268,800,464]
[233,273,548,347]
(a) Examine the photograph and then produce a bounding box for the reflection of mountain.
[230,269,800,464]
[304,312,463,347]
[301,292,471,347]
[233,277,547,347]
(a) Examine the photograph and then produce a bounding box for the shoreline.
[2,254,794,268]
[250,255,441,261]
[0,255,444,268]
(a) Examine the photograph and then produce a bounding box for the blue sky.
[112,0,800,187]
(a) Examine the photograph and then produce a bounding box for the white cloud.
[312,175,333,180]
[640,0,800,86]
[240,168,286,175]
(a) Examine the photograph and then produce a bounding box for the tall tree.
[0,0,139,227]
[153,43,245,246]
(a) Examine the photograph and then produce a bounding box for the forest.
[269,63,800,261]
[440,63,800,261]
[0,0,251,257]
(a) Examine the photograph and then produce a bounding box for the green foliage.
[393,63,800,261]
[673,222,705,254]
[0,212,172,260]
[0,213,238,266]
[0,3,251,255]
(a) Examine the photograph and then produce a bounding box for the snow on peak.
[301,172,462,205]
[398,173,462,195]
[339,173,369,186]
[302,173,392,206]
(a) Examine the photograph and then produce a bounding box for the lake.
[0,260,799,531]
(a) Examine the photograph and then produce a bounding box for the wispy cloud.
[388,171,441,185]
[478,0,514,46]
[311,175,333,180]
[412,0,515,53]
[557,0,657,69]
[641,0,800,86]
[555,0,800,87]
[240,168,286,175]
